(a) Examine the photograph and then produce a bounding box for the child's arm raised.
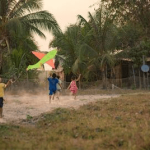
[5,79,13,88]
[76,74,81,82]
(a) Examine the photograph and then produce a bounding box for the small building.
[111,57,150,88]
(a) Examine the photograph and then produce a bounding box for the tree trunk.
[105,65,107,89]
[111,68,115,85]
[132,66,136,88]
[101,66,106,89]
[102,71,106,89]
[143,72,146,89]
[147,72,149,89]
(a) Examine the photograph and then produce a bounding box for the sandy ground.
[0,93,120,124]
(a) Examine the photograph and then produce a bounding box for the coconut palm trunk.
[101,65,106,89]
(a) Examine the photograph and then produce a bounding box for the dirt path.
[0,94,120,124]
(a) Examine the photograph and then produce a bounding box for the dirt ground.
[0,93,120,124]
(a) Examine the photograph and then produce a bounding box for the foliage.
[51,5,119,82]
[0,0,60,50]
[101,0,150,64]
[50,25,85,76]
[129,40,150,68]
[115,21,150,69]
[2,48,39,79]
[101,0,150,31]
[78,7,118,71]
[0,0,60,76]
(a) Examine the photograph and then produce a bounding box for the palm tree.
[77,5,118,88]
[0,0,60,72]
[2,40,39,79]
[50,24,86,76]
[51,5,119,87]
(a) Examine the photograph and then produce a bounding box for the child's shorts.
[0,97,4,108]
[49,89,56,95]
[71,89,77,94]
[57,89,61,92]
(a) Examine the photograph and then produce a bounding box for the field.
[0,89,150,150]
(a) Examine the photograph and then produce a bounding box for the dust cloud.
[0,91,119,123]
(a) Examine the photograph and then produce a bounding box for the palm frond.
[6,17,23,36]
[77,15,90,28]
[79,43,98,60]
[9,0,42,18]
[21,10,60,32]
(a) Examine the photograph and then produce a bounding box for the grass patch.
[26,115,33,120]
[77,89,150,95]
[0,93,150,149]
[14,99,22,104]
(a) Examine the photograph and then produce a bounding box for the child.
[48,73,62,103]
[67,74,81,100]
[0,78,12,118]
[56,75,62,100]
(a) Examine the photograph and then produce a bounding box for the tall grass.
[0,93,150,150]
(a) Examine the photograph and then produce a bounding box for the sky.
[34,0,98,52]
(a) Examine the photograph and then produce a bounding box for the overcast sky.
[34,0,98,51]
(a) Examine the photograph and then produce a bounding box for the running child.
[56,75,62,100]
[67,74,81,100]
[48,73,62,103]
[0,78,12,118]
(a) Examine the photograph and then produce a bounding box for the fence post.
[142,55,146,89]
[132,66,136,88]
[139,69,141,89]
[147,72,149,89]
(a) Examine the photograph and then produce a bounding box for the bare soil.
[0,93,119,124]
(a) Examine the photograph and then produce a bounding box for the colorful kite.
[32,51,55,68]
[27,49,57,71]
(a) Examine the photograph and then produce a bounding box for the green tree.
[51,5,119,87]
[0,0,60,73]
[50,25,86,76]
[78,5,118,88]
[101,0,150,43]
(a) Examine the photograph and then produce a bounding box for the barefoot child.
[0,78,12,118]
[67,74,81,100]
[48,73,62,103]
[56,75,62,100]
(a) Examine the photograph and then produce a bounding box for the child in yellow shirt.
[0,78,12,118]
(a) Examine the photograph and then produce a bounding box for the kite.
[32,51,55,68]
[27,49,57,71]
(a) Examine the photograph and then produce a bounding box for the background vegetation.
[50,0,150,88]
[1,0,150,86]
[0,0,60,79]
